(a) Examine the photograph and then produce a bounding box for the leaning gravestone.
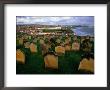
[16,49,25,64]
[29,43,37,53]
[44,53,58,69]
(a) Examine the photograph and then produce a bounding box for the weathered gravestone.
[44,52,58,69]
[29,43,37,53]
[78,58,94,73]
[72,42,80,51]
[55,46,65,55]
[16,49,25,64]
[65,45,71,51]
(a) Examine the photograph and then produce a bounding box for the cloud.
[16,16,94,26]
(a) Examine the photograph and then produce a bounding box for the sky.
[16,16,94,26]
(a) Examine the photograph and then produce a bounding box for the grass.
[16,45,84,74]
[16,34,94,74]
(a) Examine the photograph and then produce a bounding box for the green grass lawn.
[16,45,83,74]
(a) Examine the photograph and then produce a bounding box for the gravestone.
[41,44,49,55]
[19,38,23,45]
[44,54,58,69]
[24,42,30,48]
[29,43,37,53]
[72,42,80,51]
[33,38,38,43]
[73,36,77,41]
[39,39,44,44]
[68,37,71,42]
[65,45,71,51]
[55,46,65,55]
[65,39,69,44]
[82,39,92,52]
[56,39,61,44]
[16,49,25,64]
[78,58,94,73]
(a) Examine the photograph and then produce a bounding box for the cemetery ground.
[16,34,94,74]
[16,48,82,74]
